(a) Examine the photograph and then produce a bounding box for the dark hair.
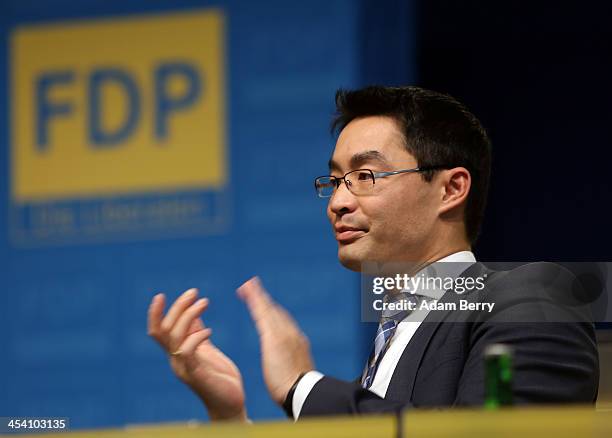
[332,86,491,244]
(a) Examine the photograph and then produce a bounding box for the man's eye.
[357,172,373,181]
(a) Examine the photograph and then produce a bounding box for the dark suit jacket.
[298,262,600,417]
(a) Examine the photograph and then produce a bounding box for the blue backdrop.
[0,0,416,427]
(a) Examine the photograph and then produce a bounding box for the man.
[147,86,599,421]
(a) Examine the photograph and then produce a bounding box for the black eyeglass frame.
[314,165,451,198]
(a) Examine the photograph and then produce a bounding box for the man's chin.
[337,245,366,272]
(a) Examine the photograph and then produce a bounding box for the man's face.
[327,116,441,271]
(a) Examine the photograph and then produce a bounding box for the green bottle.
[484,343,513,409]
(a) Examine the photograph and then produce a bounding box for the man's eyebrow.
[328,158,340,172]
[328,150,391,173]
[350,150,391,168]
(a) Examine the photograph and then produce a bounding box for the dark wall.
[416,0,612,261]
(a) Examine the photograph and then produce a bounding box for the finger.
[147,293,166,340]
[259,294,305,342]
[275,304,301,334]
[160,288,198,335]
[168,298,209,352]
[236,277,278,335]
[179,328,213,357]
[188,317,205,336]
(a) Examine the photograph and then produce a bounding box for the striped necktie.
[361,292,427,389]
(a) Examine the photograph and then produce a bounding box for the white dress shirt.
[292,250,477,420]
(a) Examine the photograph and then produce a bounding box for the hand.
[237,277,315,405]
[147,289,248,422]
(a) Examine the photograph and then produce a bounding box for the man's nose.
[328,179,357,215]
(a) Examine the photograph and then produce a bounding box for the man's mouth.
[334,226,367,243]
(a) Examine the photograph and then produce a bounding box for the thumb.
[237,276,275,335]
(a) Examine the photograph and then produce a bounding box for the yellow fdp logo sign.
[12,9,226,200]
[10,10,228,243]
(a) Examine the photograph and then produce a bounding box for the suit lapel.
[385,262,494,402]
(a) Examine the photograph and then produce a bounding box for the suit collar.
[384,262,495,403]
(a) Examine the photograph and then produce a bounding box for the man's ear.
[438,167,471,216]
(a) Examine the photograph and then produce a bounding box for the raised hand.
[237,277,315,405]
[147,288,248,422]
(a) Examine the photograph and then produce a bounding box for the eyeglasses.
[314,165,449,198]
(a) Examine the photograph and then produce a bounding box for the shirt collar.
[436,250,476,264]
[405,250,477,300]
